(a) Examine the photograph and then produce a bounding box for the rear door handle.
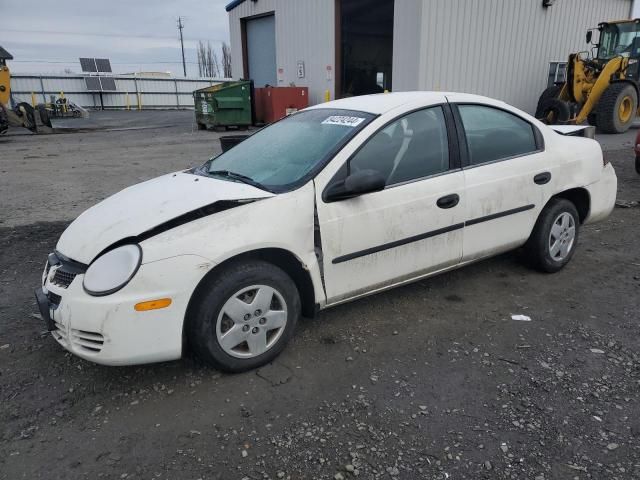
[534,172,551,185]
[437,194,460,209]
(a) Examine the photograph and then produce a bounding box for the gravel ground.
[0,114,639,479]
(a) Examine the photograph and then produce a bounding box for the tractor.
[536,19,640,134]
[0,46,52,135]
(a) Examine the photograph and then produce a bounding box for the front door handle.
[437,193,460,209]
[534,172,551,185]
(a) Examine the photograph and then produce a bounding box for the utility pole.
[177,17,187,77]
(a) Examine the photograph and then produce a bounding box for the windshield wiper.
[208,170,270,192]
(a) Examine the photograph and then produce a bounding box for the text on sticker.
[322,116,365,127]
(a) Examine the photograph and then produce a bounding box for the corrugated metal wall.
[10,75,226,109]
[228,0,631,112]
[228,0,335,105]
[410,0,632,112]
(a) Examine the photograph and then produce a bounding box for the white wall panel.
[228,0,335,104]
[411,0,632,113]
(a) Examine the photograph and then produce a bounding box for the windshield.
[598,22,640,60]
[203,108,375,192]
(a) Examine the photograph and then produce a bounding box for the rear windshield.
[203,109,375,192]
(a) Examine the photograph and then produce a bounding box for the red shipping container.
[254,87,309,125]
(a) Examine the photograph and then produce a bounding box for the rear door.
[447,95,548,261]
[314,102,466,304]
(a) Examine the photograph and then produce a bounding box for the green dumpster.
[193,81,252,130]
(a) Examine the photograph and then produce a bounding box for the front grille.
[70,329,104,354]
[47,291,62,306]
[51,269,77,288]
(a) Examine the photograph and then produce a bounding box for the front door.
[315,104,466,304]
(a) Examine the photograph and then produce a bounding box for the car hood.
[56,171,273,264]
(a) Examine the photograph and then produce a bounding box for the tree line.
[197,41,232,78]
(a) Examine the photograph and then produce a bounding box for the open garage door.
[244,14,277,87]
[337,0,394,98]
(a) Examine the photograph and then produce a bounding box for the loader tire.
[535,86,562,118]
[536,98,571,125]
[587,112,597,126]
[596,83,637,134]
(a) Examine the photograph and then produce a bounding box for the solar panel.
[99,77,117,91]
[84,76,101,91]
[95,58,112,73]
[80,58,97,72]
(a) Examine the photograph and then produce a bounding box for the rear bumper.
[584,163,617,224]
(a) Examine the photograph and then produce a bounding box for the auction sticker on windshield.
[321,116,366,127]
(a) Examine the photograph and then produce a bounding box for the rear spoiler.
[549,125,596,139]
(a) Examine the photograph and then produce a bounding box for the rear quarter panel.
[538,129,604,206]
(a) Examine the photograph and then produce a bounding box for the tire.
[536,97,571,124]
[596,83,638,134]
[587,112,597,127]
[197,122,207,131]
[186,261,301,372]
[636,156,640,175]
[535,85,562,118]
[525,198,580,273]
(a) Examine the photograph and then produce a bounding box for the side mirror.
[586,30,593,44]
[324,169,386,202]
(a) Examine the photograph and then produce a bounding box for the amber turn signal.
[134,298,172,311]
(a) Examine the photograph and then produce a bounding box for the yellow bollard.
[137,92,142,110]
[324,89,331,102]
[125,92,130,111]
[31,92,36,107]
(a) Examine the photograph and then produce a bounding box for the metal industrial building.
[227,0,637,112]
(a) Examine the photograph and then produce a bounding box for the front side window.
[458,105,538,166]
[348,106,450,186]
[203,109,374,192]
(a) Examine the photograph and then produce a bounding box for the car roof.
[306,91,495,115]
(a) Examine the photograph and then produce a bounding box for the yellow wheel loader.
[0,46,52,135]
[536,19,640,134]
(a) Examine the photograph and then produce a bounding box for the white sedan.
[35,92,617,372]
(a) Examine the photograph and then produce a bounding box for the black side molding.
[465,204,535,227]
[331,204,536,264]
[332,223,464,264]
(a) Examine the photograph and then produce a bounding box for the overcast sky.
[2,0,231,77]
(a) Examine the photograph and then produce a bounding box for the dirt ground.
[0,113,639,480]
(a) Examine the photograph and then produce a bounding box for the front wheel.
[525,199,580,273]
[186,261,300,372]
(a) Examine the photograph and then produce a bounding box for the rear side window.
[458,105,538,166]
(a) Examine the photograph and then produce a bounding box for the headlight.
[83,245,142,296]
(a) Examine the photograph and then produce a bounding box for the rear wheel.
[535,86,562,116]
[536,97,571,124]
[525,199,580,273]
[197,122,207,130]
[596,83,637,133]
[186,261,300,372]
